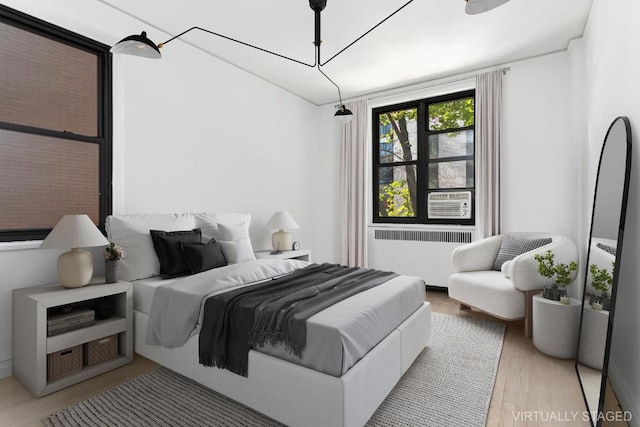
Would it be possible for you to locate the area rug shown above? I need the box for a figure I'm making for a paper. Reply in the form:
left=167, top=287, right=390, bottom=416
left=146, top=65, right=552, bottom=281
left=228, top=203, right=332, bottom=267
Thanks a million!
left=44, top=313, right=505, bottom=427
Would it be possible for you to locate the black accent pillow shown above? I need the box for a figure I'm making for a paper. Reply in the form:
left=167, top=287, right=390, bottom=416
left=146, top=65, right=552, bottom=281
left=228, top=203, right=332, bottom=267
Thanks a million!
left=150, top=228, right=202, bottom=278
left=493, top=235, right=552, bottom=270
left=181, top=239, right=227, bottom=274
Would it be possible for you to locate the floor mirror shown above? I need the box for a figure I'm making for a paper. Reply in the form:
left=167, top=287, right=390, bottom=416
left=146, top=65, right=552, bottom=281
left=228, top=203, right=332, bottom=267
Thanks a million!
left=576, top=116, right=632, bottom=426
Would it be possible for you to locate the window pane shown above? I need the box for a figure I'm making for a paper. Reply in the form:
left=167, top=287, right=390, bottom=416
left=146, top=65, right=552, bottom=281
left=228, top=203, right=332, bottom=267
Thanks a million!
left=428, top=97, right=474, bottom=131
left=428, top=160, right=474, bottom=189
left=378, top=108, right=417, bottom=163
left=0, top=129, right=99, bottom=230
left=429, top=130, right=474, bottom=159
left=0, top=21, right=98, bottom=136
left=378, top=165, right=416, bottom=217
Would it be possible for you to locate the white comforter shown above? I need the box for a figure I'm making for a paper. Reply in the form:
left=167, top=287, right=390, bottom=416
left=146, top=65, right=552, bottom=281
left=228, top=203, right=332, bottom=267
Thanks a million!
left=145, top=259, right=309, bottom=347
left=144, top=258, right=426, bottom=376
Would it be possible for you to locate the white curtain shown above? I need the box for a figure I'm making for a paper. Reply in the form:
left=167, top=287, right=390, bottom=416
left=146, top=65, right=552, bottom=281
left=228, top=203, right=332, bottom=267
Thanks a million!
left=340, top=99, right=369, bottom=267
left=475, top=70, right=503, bottom=239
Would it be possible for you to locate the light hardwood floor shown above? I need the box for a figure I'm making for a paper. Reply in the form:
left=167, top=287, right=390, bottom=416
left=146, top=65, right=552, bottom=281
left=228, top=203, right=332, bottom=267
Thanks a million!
left=428, top=290, right=590, bottom=427
left=0, top=290, right=607, bottom=427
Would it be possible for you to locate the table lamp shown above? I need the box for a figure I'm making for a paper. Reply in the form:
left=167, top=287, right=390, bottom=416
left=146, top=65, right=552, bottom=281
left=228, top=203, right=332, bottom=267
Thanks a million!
left=40, top=214, right=109, bottom=288
left=264, top=211, right=299, bottom=254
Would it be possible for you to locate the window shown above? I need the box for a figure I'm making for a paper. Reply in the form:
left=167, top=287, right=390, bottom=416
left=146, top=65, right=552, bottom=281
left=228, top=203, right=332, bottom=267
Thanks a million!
left=0, top=5, right=112, bottom=241
left=372, top=90, right=475, bottom=225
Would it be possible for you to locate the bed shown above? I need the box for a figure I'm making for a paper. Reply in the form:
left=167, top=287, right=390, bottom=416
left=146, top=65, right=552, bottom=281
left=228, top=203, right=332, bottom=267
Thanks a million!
left=107, top=212, right=431, bottom=427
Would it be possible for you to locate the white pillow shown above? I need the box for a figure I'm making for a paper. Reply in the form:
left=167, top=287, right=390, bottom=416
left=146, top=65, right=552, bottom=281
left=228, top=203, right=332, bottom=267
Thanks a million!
left=106, top=213, right=197, bottom=280
left=194, top=212, right=251, bottom=241
left=219, top=239, right=255, bottom=264
left=218, top=221, right=256, bottom=264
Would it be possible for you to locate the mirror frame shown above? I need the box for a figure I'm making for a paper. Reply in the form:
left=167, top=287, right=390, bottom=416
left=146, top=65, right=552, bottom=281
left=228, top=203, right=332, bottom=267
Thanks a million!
left=575, top=116, right=632, bottom=426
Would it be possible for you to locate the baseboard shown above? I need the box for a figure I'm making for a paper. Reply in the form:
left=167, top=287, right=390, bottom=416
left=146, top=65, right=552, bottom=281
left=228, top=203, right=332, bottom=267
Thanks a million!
left=608, top=363, right=638, bottom=427
left=0, top=353, right=12, bottom=379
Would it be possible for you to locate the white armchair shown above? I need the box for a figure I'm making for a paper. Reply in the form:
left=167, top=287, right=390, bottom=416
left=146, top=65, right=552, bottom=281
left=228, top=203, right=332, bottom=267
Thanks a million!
left=448, top=232, right=578, bottom=338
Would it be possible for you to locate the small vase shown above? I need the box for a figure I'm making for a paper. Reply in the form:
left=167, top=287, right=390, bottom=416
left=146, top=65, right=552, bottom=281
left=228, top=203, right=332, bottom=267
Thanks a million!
left=105, top=260, right=118, bottom=284
left=543, top=284, right=567, bottom=301
left=589, top=293, right=611, bottom=311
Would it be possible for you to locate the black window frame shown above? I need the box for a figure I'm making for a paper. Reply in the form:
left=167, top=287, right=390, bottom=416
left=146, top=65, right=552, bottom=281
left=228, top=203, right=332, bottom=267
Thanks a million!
left=372, top=89, right=475, bottom=226
left=0, top=5, right=112, bottom=242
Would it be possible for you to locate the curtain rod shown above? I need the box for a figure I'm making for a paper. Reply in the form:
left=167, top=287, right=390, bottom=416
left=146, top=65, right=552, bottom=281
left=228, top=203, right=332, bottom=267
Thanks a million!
left=335, top=66, right=510, bottom=108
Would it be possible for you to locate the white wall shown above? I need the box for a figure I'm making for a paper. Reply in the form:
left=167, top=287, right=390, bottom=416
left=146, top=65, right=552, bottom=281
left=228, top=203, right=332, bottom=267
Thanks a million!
left=365, top=51, right=579, bottom=287
left=311, top=105, right=343, bottom=264
left=0, top=0, right=340, bottom=379
left=501, top=51, right=578, bottom=239
left=582, top=0, right=640, bottom=422
left=116, top=42, right=321, bottom=251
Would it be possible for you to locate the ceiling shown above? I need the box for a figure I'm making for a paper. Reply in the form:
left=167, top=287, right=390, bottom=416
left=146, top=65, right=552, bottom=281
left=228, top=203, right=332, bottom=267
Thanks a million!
left=102, top=0, right=593, bottom=106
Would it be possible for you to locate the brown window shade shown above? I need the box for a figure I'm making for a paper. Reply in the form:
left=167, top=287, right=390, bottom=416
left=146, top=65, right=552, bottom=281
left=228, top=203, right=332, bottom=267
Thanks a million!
left=0, top=129, right=100, bottom=230
left=0, top=20, right=98, bottom=136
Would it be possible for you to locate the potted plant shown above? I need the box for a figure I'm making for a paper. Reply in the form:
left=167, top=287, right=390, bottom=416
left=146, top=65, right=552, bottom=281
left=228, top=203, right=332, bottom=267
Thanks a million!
left=589, top=262, right=614, bottom=310
left=534, top=249, right=578, bottom=301
left=103, top=242, right=126, bottom=284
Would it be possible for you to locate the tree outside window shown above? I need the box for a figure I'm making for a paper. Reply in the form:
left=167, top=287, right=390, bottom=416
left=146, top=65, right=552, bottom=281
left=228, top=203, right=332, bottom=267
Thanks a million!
left=373, top=91, right=475, bottom=225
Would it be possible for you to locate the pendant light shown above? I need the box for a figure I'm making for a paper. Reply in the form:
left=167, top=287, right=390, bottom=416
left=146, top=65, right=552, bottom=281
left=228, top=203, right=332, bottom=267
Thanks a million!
left=465, top=0, right=511, bottom=15
left=110, top=31, right=161, bottom=59
left=111, top=1, right=414, bottom=123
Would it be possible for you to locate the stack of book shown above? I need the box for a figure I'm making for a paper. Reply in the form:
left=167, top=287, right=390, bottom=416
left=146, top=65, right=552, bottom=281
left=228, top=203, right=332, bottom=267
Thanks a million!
left=47, top=308, right=95, bottom=337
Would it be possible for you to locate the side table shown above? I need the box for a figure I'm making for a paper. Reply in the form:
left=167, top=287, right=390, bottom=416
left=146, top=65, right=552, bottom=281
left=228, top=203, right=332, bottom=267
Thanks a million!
left=532, top=294, right=581, bottom=359
left=254, top=249, right=311, bottom=262
left=577, top=302, right=609, bottom=370
left=13, top=280, right=133, bottom=397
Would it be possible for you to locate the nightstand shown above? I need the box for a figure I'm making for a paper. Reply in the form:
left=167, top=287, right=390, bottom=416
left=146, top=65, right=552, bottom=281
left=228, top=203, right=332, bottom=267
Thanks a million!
left=254, top=249, right=312, bottom=262
left=12, top=280, right=133, bottom=397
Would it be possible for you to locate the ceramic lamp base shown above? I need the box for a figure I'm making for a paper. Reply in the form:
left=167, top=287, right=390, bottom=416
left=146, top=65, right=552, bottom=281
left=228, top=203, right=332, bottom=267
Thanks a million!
left=271, top=230, right=292, bottom=253
left=58, top=248, right=93, bottom=288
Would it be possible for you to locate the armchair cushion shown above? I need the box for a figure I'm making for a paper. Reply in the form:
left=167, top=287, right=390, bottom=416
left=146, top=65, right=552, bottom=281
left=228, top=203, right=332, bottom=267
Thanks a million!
left=449, top=271, right=525, bottom=320
left=596, top=242, right=616, bottom=256
left=451, top=235, right=503, bottom=273
left=492, top=235, right=552, bottom=270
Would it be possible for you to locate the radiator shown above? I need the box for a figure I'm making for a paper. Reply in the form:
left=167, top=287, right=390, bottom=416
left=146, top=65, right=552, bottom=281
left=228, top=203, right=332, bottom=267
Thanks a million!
left=373, top=229, right=472, bottom=244
left=368, top=228, right=474, bottom=288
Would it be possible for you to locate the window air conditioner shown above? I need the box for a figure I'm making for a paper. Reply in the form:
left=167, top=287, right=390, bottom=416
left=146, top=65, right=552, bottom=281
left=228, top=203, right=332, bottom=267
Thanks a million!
left=427, top=191, right=472, bottom=219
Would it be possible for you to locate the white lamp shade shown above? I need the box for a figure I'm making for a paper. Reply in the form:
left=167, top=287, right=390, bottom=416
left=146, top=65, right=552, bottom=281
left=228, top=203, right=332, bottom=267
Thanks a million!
left=264, top=211, right=300, bottom=230
left=465, top=0, right=511, bottom=14
left=40, top=214, right=109, bottom=249
left=40, top=214, right=109, bottom=288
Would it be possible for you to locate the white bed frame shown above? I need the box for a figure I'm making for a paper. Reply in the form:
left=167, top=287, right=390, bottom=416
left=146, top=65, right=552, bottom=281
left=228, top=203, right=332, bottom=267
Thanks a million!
left=134, top=302, right=431, bottom=427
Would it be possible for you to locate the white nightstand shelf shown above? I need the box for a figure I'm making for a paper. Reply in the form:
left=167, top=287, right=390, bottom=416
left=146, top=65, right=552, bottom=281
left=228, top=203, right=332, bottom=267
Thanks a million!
left=254, top=249, right=311, bottom=262
left=12, top=280, right=133, bottom=397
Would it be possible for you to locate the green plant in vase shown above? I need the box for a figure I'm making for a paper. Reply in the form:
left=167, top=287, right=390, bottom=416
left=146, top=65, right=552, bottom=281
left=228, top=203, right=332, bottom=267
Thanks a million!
left=589, top=261, right=614, bottom=310
left=103, top=242, right=126, bottom=284
left=534, top=249, right=578, bottom=301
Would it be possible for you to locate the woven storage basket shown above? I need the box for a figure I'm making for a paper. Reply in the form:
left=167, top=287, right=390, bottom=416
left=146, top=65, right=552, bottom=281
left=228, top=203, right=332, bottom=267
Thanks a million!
left=47, top=345, right=83, bottom=381
left=84, top=334, right=118, bottom=366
